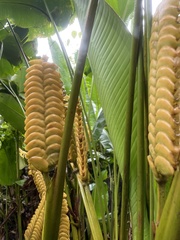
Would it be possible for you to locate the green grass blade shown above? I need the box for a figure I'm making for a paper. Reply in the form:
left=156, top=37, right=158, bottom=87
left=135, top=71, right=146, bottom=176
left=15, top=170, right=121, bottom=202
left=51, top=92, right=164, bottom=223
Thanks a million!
left=78, top=177, right=103, bottom=240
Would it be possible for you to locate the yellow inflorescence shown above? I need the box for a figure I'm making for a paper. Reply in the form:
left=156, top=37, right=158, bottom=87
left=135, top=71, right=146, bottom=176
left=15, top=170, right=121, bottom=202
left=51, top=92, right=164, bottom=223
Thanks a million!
left=24, top=195, right=45, bottom=240
left=24, top=58, right=66, bottom=172
left=29, top=168, right=46, bottom=198
left=24, top=58, right=89, bottom=238
left=74, top=101, right=88, bottom=182
left=24, top=168, right=46, bottom=240
left=148, top=0, right=180, bottom=181
left=58, top=193, right=70, bottom=240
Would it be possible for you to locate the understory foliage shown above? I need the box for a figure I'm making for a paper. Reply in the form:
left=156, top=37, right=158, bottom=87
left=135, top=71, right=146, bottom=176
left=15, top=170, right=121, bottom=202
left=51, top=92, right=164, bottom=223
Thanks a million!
left=0, top=0, right=179, bottom=240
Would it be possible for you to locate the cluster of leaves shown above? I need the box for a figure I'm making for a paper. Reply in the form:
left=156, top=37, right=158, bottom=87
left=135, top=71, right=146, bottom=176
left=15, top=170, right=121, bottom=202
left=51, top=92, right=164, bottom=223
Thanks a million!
left=0, top=116, right=14, bottom=149
left=0, top=0, right=150, bottom=239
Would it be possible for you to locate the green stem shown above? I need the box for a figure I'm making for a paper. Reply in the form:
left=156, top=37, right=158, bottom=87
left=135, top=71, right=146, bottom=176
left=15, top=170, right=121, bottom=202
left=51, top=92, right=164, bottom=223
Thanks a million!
left=156, top=182, right=167, bottom=223
left=64, top=182, right=79, bottom=240
left=6, top=19, right=29, bottom=68
left=82, top=103, right=109, bottom=239
left=120, top=0, right=142, bottom=238
left=83, top=133, right=108, bottom=239
left=42, top=1, right=98, bottom=239
left=136, top=47, right=145, bottom=240
left=144, top=0, right=152, bottom=79
left=15, top=131, right=22, bottom=240
left=113, top=156, right=119, bottom=240
left=149, top=171, right=155, bottom=240
left=78, top=178, right=104, bottom=240
left=155, top=170, right=180, bottom=240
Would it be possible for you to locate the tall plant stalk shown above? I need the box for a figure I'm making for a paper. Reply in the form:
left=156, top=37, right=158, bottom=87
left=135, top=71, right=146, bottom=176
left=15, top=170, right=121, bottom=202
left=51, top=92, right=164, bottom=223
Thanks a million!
left=15, top=131, right=22, bottom=240
left=120, top=0, right=142, bottom=238
left=42, top=1, right=98, bottom=239
left=137, top=46, right=145, bottom=240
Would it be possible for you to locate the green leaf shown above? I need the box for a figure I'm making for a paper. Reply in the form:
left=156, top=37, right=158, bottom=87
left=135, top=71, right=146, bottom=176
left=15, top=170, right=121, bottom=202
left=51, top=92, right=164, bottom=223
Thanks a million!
left=105, top=0, right=135, bottom=32
left=16, top=179, right=26, bottom=186
left=0, top=93, right=25, bottom=133
left=0, top=58, right=14, bottom=77
left=48, top=37, right=72, bottom=94
left=23, top=40, right=38, bottom=59
left=11, top=65, right=26, bottom=94
left=1, top=34, right=22, bottom=66
left=81, top=74, right=101, bottom=128
left=0, top=0, right=73, bottom=39
left=99, top=129, right=113, bottom=153
left=0, top=138, right=17, bottom=185
left=92, top=181, right=108, bottom=219
left=74, top=0, right=149, bottom=238
left=92, top=108, right=106, bottom=141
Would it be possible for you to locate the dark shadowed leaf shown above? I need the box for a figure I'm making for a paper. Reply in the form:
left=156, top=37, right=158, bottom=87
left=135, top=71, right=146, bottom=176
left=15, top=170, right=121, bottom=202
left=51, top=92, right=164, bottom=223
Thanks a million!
left=0, top=0, right=73, bottom=38
left=0, top=138, right=17, bottom=185
left=0, top=93, right=25, bottom=133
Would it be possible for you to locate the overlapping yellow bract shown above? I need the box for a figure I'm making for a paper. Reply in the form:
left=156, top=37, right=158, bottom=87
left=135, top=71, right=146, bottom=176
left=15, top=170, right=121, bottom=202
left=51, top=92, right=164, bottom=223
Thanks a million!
left=25, top=58, right=66, bottom=172
left=148, top=0, right=180, bottom=181
left=24, top=58, right=89, bottom=239
left=74, top=101, right=88, bottom=182
left=24, top=169, right=46, bottom=240
left=58, top=193, right=70, bottom=239
left=24, top=171, right=70, bottom=240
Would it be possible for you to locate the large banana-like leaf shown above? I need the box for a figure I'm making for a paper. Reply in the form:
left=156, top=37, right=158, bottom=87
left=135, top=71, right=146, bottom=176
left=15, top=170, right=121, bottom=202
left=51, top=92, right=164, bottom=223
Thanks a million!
left=74, top=0, right=149, bottom=238
left=0, top=0, right=72, bottom=38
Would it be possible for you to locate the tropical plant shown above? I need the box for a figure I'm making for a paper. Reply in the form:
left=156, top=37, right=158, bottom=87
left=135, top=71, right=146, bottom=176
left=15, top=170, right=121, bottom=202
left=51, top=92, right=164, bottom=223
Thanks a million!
left=0, top=0, right=179, bottom=239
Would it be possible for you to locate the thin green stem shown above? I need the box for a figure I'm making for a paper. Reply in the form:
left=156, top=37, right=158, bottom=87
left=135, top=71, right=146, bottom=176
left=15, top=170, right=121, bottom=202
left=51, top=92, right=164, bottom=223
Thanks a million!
left=113, top=156, right=119, bottom=240
left=43, top=0, right=74, bottom=80
left=6, top=19, right=29, bottom=68
left=8, top=82, right=25, bottom=115
left=156, top=182, right=167, bottom=223
left=64, top=182, right=79, bottom=240
left=150, top=171, right=155, bottom=240
left=82, top=108, right=109, bottom=239
left=120, top=0, right=142, bottom=238
left=15, top=131, right=22, bottom=240
left=144, top=0, right=152, bottom=79
left=83, top=122, right=108, bottom=239
left=0, top=80, right=25, bottom=117
left=137, top=46, right=145, bottom=240
left=42, top=1, right=98, bottom=239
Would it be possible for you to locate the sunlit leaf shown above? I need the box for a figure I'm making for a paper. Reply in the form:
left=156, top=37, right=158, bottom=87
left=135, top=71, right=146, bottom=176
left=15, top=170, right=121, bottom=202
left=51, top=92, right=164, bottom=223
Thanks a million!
left=105, top=0, right=135, bottom=31
left=74, top=0, right=149, bottom=238
left=48, top=37, right=72, bottom=93
left=11, top=65, right=26, bottom=94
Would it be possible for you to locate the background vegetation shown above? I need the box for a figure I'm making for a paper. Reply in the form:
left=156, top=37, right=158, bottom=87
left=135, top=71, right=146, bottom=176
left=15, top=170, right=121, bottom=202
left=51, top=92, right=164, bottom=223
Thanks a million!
left=0, top=0, right=178, bottom=240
